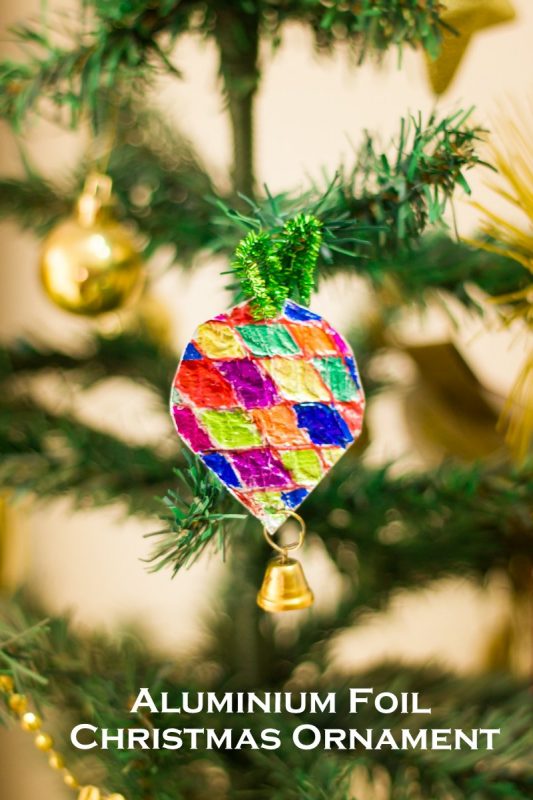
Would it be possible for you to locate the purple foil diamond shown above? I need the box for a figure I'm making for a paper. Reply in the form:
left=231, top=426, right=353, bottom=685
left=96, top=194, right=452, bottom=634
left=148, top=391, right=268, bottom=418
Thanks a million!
left=172, top=406, right=213, bottom=452
left=216, top=359, right=280, bottom=409
left=230, top=448, right=293, bottom=489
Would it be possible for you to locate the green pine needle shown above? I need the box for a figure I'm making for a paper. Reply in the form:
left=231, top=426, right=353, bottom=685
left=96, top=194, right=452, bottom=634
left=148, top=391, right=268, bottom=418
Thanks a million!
left=0, top=2, right=448, bottom=130
left=146, top=453, right=246, bottom=576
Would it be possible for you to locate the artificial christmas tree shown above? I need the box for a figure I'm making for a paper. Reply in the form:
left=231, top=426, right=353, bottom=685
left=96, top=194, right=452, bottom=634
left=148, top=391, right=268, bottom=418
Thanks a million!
left=0, top=2, right=531, bottom=799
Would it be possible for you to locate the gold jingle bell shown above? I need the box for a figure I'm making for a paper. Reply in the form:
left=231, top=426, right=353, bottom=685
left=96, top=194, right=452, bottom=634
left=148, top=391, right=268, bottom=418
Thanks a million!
left=257, top=555, right=314, bottom=613
left=40, top=173, right=144, bottom=316
left=257, top=512, right=314, bottom=613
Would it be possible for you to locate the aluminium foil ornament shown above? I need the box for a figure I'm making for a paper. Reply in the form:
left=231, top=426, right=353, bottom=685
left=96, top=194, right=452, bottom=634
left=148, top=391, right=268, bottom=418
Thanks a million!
left=170, top=300, right=365, bottom=532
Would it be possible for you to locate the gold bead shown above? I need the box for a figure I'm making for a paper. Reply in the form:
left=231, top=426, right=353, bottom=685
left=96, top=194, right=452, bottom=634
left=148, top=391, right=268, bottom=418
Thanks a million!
left=63, top=772, right=79, bottom=789
left=78, top=786, right=101, bottom=800
left=0, top=675, right=14, bottom=693
left=8, top=693, right=28, bottom=714
left=49, top=752, right=64, bottom=770
left=35, top=731, right=54, bottom=751
left=21, top=711, right=42, bottom=731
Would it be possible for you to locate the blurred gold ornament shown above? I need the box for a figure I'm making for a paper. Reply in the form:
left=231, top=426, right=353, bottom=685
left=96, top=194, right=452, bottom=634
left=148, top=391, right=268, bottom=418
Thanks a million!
left=470, top=108, right=533, bottom=460
left=0, top=493, right=28, bottom=591
left=40, top=173, right=144, bottom=316
left=257, top=512, right=314, bottom=612
left=403, top=342, right=504, bottom=462
left=426, top=0, right=516, bottom=95
left=482, top=556, right=533, bottom=677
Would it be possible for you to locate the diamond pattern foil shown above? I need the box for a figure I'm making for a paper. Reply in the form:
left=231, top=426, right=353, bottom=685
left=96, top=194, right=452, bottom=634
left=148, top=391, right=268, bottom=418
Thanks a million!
left=170, top=300, right=365, bottom=532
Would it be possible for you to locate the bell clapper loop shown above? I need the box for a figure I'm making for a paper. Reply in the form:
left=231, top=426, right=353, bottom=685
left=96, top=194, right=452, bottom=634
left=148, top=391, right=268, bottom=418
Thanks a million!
left=262, top=510, right=306, bottom=558
left=257, top=511, right=314, bottom=613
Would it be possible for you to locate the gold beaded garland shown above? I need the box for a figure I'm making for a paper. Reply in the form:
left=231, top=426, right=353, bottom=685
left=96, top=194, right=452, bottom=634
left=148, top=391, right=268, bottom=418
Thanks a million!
left=1, top=673, right=127, bottom=800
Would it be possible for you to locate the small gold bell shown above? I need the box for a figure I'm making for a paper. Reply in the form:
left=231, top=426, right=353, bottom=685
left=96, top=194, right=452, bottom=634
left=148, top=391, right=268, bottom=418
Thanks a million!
left=257, top=556, right=314, bottom=612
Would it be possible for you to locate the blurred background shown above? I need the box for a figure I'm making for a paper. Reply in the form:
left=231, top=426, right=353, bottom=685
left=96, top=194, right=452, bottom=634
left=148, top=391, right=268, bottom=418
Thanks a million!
left=0, top=0, right=531, bottom=797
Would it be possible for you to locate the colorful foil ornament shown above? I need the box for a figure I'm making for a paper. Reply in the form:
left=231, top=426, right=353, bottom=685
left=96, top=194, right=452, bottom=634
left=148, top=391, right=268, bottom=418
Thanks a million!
left=170, top=300, right=365, bottom=532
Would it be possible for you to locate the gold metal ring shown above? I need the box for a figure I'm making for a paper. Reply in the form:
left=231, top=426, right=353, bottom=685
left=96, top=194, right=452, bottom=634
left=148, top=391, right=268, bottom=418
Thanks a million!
left=263, top=511, right=306, bottom=559
left=78, top=173, right=113, bottom=227
left=84, top=172, right=113, bottom=203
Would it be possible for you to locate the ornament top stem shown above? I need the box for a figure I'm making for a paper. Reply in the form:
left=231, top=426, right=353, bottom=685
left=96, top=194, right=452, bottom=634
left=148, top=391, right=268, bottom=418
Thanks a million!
left=77, top=173, right=113, bottom=227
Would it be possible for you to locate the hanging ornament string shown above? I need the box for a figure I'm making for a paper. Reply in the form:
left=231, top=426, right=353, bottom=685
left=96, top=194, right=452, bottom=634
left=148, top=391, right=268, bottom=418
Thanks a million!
left=87, top=102, right=120, bottom=177
left=0, top=675, right=126, bottom=800
left=232, top=213, right=323, bottom=319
